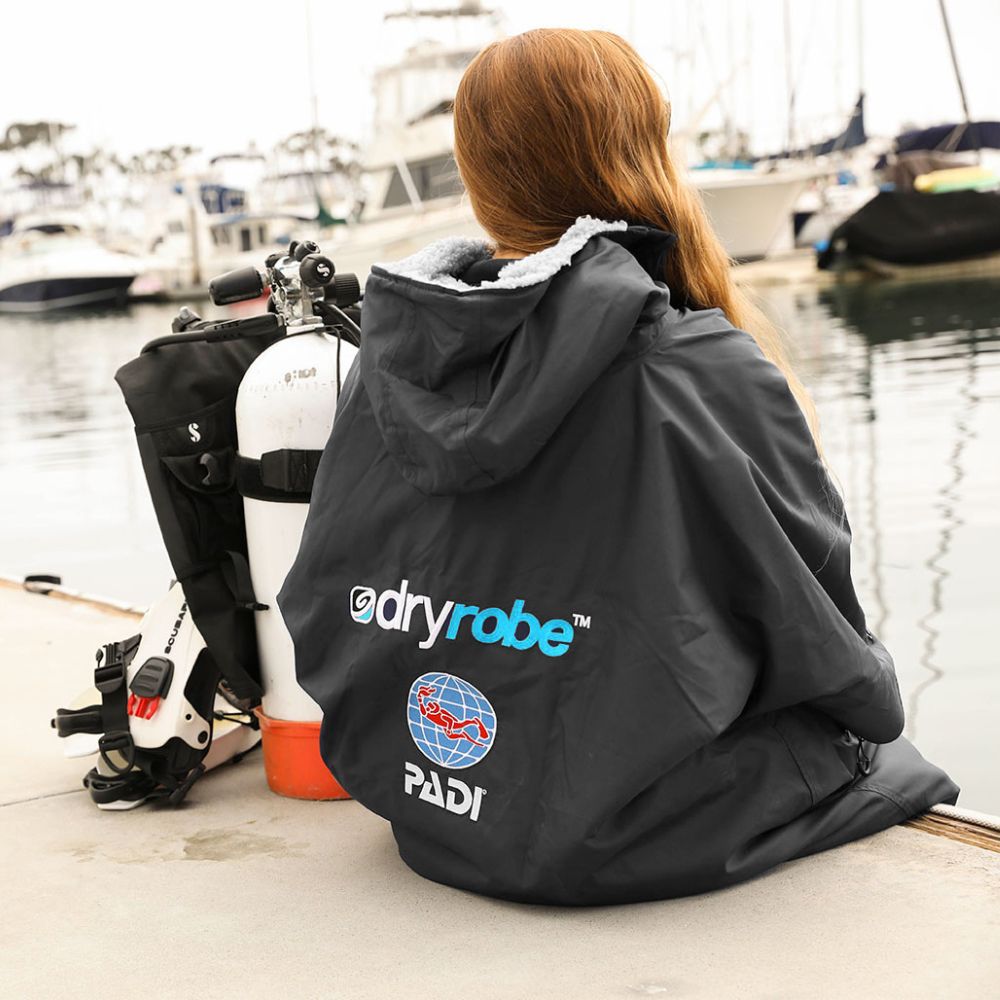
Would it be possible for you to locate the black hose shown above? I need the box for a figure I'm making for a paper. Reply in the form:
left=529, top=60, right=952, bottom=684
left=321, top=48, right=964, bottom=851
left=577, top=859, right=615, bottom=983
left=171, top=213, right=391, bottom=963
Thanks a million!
left=141, top=313, right=283, bottom=355
left=314, top=300, right=362, bottom=347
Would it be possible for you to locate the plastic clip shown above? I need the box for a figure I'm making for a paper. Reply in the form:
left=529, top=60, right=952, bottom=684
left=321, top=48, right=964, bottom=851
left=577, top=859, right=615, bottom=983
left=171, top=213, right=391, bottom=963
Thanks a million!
left=98, top=731, right=136, bottom=775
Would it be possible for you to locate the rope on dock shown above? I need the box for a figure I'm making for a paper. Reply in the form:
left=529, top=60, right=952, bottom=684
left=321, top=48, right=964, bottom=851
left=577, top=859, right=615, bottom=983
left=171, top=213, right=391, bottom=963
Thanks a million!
left=906, top=804, right=1000, bottom=853
left=0, top=574, right=145, bottom=618
left=929, top=803, right=1000, bottom=833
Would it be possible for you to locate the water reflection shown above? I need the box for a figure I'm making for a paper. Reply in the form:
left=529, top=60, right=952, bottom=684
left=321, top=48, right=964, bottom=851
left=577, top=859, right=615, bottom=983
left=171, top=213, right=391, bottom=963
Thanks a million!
left=766, top=277, right=1000, bottom=812
left=908, top=343, right=977, bottom=738
left=819, top=279, right=1000, bottom=342
left=0, top=302, right=193, bottom=604
left=862, top=344, right=889, bottom=640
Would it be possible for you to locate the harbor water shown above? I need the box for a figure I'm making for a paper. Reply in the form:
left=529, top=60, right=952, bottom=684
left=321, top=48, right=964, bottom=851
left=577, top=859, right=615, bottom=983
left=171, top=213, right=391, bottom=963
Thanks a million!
left=1, top=278, right=998, bottom=812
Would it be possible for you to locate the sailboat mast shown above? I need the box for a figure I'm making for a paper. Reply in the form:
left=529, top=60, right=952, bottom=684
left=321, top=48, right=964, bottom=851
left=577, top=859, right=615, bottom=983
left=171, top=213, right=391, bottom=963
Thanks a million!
left=856, top=0, right=865, bottom=98
left=304, top=0, right=324, bottom=207
left=783, top=0, right=796, bottom=153
left=937, top=0, right=972, bottom=124
left=834, top=1, right=842, bottom=111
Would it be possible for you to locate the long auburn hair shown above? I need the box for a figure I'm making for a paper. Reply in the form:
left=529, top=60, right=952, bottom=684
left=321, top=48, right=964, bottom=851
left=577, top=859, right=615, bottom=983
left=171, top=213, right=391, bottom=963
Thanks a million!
left=453, top=28, right=821, bottom=448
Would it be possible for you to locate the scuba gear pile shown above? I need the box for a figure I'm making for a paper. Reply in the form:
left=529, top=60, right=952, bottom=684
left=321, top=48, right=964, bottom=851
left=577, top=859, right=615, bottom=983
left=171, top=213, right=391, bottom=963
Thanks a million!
left=53, top=239, right=362, bottom=808
left=52, top=582, right=259, bottom=809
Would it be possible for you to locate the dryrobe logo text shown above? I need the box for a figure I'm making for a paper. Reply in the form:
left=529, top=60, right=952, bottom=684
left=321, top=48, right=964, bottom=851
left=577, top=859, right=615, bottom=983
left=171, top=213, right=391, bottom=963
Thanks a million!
left=349, top=579, right=576, bottom=657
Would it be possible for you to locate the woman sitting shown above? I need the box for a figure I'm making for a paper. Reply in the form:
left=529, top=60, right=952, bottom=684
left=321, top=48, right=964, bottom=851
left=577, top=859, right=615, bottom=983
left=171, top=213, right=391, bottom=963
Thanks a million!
left=279, top=28, right=958, bottom=905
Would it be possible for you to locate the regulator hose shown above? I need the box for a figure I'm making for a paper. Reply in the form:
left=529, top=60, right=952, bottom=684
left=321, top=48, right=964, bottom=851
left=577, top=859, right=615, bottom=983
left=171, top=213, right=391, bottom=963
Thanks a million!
left=140, top=313, right=283, bottom=355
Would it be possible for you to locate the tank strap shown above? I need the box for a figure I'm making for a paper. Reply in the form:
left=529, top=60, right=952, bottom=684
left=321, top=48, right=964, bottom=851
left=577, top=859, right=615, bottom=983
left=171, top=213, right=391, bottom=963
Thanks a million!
left=236, top=449, right=322, bottom=503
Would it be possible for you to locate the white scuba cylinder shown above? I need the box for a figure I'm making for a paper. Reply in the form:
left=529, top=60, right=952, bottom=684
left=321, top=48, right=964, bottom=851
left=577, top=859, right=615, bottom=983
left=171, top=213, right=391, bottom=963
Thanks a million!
left=235, top=329, right=358, bottom=722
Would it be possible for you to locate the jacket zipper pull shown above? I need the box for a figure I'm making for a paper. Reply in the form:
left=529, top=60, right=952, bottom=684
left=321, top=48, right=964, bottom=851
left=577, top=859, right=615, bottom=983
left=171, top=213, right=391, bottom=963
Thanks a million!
left=856, top=739, right=872, bottom=776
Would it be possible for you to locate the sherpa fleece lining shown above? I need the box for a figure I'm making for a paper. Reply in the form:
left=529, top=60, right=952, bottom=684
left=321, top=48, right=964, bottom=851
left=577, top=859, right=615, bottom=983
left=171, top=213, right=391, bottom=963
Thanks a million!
left=372, top=215, right=629, bottom=292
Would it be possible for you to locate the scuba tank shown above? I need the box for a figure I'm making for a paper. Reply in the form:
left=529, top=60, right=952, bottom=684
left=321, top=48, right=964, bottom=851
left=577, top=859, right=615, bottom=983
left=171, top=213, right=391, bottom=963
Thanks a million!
left=228, top=242, right=359, bottom=798
left=54, top=238, right=363, bottom=808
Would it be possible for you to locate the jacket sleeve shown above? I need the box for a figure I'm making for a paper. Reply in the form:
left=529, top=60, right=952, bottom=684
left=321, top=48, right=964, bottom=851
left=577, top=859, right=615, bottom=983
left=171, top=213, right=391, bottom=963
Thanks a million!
left=667, top=323, right=905, bottom=744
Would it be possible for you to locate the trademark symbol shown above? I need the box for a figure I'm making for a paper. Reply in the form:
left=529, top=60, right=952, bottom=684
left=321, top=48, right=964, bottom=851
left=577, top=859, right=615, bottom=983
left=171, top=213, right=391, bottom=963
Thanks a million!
left=572, top=613, right=591, bottom=629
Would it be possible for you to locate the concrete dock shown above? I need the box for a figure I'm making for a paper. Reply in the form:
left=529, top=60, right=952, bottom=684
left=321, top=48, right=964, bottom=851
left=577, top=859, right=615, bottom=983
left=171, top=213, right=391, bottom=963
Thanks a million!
left=3, top=581, right=999, bottom=1000
left=734, top=250, right=842, bottom=288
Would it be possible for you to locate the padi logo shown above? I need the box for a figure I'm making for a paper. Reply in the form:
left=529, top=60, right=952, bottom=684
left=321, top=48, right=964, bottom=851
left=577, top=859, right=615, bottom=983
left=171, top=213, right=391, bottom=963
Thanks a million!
left=350, top=579, right=575, bottom=658
left=403, top=674, right=494, bottom=822
left=404, top=762, right=486, bottom=823
left=407, top=672, right=496, bottom=769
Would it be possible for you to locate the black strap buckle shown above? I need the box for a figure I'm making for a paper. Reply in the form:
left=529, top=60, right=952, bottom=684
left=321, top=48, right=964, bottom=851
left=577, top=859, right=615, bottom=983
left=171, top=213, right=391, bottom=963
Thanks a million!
left=98, top=731, right=136, bottom=775
left=94, top=636, right=141, bottom=693
left=94, top=660, right=126, bottom=694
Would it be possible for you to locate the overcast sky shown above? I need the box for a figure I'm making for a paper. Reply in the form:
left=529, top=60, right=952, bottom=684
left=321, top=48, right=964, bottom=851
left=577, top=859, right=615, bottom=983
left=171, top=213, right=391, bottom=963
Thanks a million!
left=1, top=0, right=996, bottom=165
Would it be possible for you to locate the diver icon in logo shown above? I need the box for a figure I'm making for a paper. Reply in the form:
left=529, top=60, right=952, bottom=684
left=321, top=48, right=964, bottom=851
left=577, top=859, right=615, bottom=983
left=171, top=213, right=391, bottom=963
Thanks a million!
left=407, top=672, right=497, bottom=769
left=416, top=684, right=489, bottom=746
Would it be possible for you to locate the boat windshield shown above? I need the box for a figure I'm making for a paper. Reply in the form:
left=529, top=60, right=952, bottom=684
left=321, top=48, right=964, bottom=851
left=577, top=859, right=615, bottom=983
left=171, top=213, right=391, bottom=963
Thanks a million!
left=382, top=153, right=463, bottom=210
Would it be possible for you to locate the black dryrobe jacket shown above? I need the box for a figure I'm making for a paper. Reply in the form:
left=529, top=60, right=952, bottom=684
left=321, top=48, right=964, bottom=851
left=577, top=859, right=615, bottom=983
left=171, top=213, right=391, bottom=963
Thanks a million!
left=279, top=217, right=959, bottom=905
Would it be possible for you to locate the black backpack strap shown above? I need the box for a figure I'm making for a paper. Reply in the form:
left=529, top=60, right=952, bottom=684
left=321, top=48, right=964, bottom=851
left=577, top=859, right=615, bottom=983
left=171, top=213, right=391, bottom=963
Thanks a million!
left=51, top=636, right=142, bottom=772
left=236, top=449, right=323, bottom=503
left=221, top=550, right=269, bottom=612
left=93, top=636, right=142, bottom=775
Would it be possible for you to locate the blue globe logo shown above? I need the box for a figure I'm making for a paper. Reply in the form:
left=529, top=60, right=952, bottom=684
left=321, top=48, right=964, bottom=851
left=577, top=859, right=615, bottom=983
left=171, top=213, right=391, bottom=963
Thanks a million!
left=407, top=672, right=497, bottom=769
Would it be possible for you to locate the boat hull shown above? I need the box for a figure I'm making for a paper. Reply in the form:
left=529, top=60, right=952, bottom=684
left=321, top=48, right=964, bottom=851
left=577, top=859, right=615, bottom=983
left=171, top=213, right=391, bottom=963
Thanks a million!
left=819, top=190, right=1000, bottom=273
left=692, top=169, right=814, bottom=262
left=0, top=274, right=136, bottom=313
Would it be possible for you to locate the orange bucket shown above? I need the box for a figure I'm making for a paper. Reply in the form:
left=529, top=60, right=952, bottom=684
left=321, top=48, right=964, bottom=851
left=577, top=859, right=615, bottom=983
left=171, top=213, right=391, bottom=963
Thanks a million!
left=254, top=708, right=351, bottom=800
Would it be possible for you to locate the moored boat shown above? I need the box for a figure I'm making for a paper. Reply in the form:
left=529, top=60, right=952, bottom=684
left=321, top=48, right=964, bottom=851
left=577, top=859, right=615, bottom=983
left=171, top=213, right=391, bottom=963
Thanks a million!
left=0, top=216, right=140, bottom=313
left=692, top=165, right=816, bottom=262
left=817, top=187, right=1000, bottom=277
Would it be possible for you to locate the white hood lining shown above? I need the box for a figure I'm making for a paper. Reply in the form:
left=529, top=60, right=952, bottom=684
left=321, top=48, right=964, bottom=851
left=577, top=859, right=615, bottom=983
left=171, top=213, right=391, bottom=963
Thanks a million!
left=373, top=215, right=628, bottom=292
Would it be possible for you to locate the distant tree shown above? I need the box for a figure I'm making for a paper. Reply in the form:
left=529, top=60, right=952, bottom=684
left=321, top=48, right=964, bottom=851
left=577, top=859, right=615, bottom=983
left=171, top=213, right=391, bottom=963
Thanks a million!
left=277, top=128, right=360, bottom=179
left=2, top=121, right=75, bottom=151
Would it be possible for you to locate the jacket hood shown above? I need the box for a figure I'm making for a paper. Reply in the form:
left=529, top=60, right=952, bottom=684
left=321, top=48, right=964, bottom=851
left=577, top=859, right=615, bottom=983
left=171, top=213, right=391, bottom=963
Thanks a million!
left=360, top=216, right=676, bottom=495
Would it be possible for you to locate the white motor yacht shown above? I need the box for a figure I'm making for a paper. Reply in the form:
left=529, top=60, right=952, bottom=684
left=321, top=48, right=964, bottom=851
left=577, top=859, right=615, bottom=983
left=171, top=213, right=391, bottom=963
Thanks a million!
left=135, top=188, right=320, bottom=301
left=0, top=216, right=140, bottom=313
left=320, top=4, right=497, bottom=278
